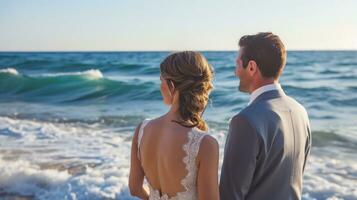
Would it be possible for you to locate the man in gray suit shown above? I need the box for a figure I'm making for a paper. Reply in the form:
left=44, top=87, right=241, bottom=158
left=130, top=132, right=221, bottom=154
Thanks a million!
left=220, top=32, right=311, bottom=200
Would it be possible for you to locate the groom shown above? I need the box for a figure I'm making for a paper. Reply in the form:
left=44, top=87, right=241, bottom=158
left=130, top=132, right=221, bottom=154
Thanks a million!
left=220, top=32, right=311, bottom=200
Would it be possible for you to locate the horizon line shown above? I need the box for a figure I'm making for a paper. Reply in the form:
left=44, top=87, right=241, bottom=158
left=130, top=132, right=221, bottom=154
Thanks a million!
left=0, top=49, right=357, bottom=53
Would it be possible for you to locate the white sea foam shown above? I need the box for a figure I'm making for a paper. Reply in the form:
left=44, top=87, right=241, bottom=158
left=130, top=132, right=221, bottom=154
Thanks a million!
left=0, top=67, right=19, bottom=75
left=0, top=116, right=132, bottom=199
left=43, top=69, right=104, bottom=79
left=302, top=156, right=357, bottom=200
left=0, top=158, right=70, bottom=197
left=0, top=116, right=356, bottom=200
left=0, top=68, right=104, bottom=79
left=0, top=156, right=135, bottom=200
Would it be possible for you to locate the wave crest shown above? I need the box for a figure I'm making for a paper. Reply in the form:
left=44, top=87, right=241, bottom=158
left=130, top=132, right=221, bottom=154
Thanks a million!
left=0, top=69, right=159, bottom=103
left=0, top=68, right=19, bottom=75
left=43, top=69, right=103, bottom=79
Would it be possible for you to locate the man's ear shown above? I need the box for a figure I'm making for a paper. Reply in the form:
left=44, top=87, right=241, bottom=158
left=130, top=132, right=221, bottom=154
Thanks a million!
left=247, top=60, right=258, bottom=76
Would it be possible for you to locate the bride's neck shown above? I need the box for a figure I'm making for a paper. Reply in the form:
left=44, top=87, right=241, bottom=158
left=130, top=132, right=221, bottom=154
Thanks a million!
left=166, top=104, right=182, bottom=122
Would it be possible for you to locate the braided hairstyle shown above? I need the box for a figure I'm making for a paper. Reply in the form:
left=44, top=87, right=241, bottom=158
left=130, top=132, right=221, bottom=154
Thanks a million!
left=160, top=51, right=214, bottom=131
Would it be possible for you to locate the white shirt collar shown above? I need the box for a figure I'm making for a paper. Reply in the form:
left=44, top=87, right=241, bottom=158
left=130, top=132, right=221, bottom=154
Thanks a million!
left=248, top=83, right=282, bottom=105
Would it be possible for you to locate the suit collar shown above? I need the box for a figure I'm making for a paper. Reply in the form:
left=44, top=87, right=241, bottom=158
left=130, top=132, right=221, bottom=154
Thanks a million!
left=248, top=83, right=282, bottom=105
left=250, top=88, right=286, bottom=105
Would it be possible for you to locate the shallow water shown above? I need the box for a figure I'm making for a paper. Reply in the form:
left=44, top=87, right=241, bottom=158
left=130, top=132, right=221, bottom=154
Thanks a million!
left=0, top=51, right=356, bottom=200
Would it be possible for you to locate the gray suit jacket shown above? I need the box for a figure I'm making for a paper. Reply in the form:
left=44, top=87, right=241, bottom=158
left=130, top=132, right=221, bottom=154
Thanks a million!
left=220, top=89, right=311, bottom=200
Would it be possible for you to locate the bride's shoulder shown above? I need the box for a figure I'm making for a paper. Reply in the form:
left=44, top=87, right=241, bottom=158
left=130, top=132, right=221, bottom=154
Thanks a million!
left=133, top=118, right=153, bottom=139
left=197, top=132, right=219, bottom=156
left=200, top=134, right=218, bottom=148
left=134, top=116, right=165, bottom=134
left=136, top=116, right=162, bottom=128
left=140, top=116, right=164, bottom=128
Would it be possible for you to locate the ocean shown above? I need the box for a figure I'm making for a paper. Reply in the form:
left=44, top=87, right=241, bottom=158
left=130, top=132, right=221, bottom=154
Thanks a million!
left=0, top=51, right=356, bottom=200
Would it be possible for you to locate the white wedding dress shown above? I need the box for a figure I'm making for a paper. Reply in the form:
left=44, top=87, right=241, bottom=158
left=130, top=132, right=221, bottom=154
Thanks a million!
left=137, top=119, right=207, bottom=200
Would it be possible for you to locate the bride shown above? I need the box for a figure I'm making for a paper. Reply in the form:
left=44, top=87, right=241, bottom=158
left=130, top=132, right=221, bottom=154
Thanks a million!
left=129, top=51, right=219, bottom=200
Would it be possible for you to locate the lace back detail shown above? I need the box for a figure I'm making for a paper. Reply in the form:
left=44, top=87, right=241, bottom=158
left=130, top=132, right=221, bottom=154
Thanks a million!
left=181, top=129, right=207, bottom=193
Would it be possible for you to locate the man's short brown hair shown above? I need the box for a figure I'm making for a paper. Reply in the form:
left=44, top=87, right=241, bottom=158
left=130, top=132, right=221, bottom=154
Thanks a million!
left=239, top=32, right=286, bottom=79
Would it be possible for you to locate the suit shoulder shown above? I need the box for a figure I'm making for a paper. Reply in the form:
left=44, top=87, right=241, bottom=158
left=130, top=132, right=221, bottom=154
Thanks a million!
left=237, top=102, right=271, bottom=121
left=285, top=95, right=309, bottom=115
left=230, top=113, right=259, bottom=137
left=230, top=112, right=251, bottom=126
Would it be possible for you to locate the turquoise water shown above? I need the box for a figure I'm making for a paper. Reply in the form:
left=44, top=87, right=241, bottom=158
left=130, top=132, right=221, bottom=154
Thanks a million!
left=0, top=51, right=356, bottom=200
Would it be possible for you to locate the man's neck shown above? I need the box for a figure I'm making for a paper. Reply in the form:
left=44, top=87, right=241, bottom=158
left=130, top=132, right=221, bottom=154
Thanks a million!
left=249, top=79, right=278, bottom=94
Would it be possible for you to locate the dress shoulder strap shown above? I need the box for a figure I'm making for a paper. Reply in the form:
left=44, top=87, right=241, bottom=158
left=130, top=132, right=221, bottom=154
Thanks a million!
left=191, top=130, right=207, bottom=158
left=181, top=129, right=208, bottom=191
left=137, top=119, right=150, bottom=160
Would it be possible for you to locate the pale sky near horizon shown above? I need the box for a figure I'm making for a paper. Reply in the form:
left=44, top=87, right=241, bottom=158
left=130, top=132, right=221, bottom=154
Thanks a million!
left=0, top=0, right=356, bottom=51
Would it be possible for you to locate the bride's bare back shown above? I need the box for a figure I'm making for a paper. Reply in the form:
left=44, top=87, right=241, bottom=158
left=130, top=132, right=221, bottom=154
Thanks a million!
left=140, top=117, right=191, bottom=195
left=129, top=116, right=219, bottom=200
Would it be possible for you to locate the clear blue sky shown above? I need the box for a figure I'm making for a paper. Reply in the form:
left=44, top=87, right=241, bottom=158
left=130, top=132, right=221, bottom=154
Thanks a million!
left=0, top=0, right=356, bottom=51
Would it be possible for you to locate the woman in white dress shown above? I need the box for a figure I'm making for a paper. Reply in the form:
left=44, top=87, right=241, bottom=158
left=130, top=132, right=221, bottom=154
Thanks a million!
left=129, top=51, right=219, bottom=200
